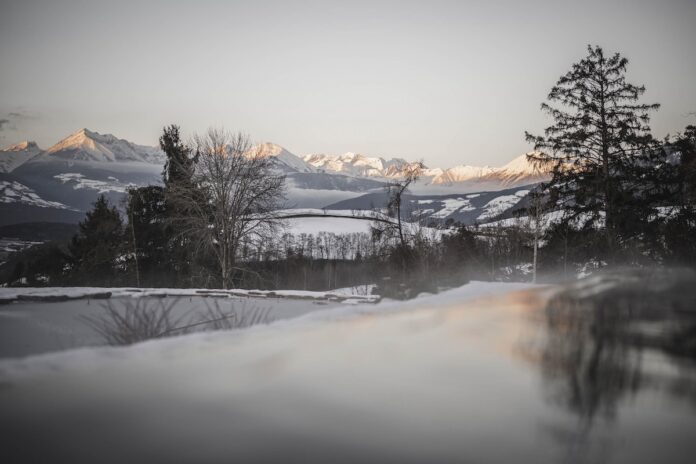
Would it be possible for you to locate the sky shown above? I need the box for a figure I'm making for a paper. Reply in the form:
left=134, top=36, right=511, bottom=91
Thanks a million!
left=1, top=0, right=695, bottom=168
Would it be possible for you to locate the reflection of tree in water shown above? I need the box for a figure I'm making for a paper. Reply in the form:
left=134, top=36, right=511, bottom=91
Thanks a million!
left=540, top=269, right=696, bottom=421
left=537, top=269, right=696, bottom=462
left=541, top=297, right=642, bottom=422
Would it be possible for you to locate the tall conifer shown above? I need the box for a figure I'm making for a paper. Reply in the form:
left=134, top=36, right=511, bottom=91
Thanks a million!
left=526, top=45, right=660, bottom=259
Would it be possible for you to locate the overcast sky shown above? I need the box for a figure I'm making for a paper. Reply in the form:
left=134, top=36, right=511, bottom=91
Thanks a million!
left=1, top=0, right=694, bottom=167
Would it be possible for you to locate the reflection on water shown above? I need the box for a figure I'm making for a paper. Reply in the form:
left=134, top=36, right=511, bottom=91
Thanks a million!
left=1, top=273, right=695, bottom=463
left=542, top=290, right=643, bottom=421
left=537, top=268, right=696, bottom=462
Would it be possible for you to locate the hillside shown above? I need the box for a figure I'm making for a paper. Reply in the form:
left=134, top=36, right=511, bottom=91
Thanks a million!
left=326, top=185, right=535, bottom=225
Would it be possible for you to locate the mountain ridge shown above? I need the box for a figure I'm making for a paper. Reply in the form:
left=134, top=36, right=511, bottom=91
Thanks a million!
left=35, top=128, right=166, bottom=164
left=303, top=151, right=551, bottom=187
left=2, top=128, right=551, bottom=189
left=1, top=128, right=551, bottom=228
left=0, top=141, right=43, bottom=173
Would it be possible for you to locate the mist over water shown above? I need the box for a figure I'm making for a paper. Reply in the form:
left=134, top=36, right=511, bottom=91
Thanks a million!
left=1, top=270, right=695, bottom=463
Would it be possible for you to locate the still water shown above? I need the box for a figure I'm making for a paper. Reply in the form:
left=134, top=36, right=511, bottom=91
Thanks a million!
left=1, top=272, right=695, bottom=463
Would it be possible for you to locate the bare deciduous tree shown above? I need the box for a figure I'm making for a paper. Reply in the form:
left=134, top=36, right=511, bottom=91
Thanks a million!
left=386, top=162, right=424, bottom=248
left=370, top=162, right=424, bottom=251
left=167, top=129, right=286, bottom=288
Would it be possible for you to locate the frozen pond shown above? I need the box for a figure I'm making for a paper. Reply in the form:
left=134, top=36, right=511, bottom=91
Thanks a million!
left=1, top=275, right=695, bottom=463
left=0, top=295, right=346, bottom=358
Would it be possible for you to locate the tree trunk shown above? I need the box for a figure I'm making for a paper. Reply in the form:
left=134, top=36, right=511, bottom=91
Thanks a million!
left=129, top=211, right=141, bottom=287
left=533, top=231, right=538, bottom=284
left=599, top=73, right=615, bottom=261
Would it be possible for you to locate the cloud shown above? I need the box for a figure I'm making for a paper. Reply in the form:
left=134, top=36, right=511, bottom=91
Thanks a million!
left=0, top=111, right=35, bottom=140
left=0, top=110, right=38, bottom=139
left=0, top=118, right=11, bottom=140
left=5, top=110, right=37, bottom=121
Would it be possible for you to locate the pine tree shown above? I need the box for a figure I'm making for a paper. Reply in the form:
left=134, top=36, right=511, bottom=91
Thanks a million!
left=70, top=195, right=124, bottom=285
left=160, top=124, right=195, bottom=189
left=125, top=186, right=170, bottom=286
left=159, top=124, right=199, bottom=285
left=526, top=45, right=661, bottom=261
left=662, top=125, right=696, bottom=265
left=669, top=125, right=696, bottom=205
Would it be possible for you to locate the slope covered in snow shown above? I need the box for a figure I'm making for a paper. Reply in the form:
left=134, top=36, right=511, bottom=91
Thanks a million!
left=430, top=164, right=496, bottom=184
left=0, top=180, right=72, bottom=209
left=430, top=153, right=551, bottom=187
left=0, top=141, right=42, bottom=173
left=326, top=185, right=534, bottom=225
left=38, top=128, right=165, bottom=164
left=254, top=143, right=316, bottom=173
left=303, top=152, right=423, bottom=179
left=53, top=173, right=136, bottom=194
left=478, top=153, right=551, bottom=186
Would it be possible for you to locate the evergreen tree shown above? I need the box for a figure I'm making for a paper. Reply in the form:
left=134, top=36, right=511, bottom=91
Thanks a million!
left=160, top=124, right=196, bottom=189
left=661, top=125, right=696, bottom=265
left=526, top=45, right=661, bottom=261
left=26, top=243, right=71, bottom=285
left=159, top=124, right=199, bottom=285
left=668, top=125, right=696, bottom=205
left=125, top=186, right=171, bottom=286
left=70, top=195, right=124, bottom=285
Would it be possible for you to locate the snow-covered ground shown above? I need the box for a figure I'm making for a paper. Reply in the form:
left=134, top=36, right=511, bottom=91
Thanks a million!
left=276, top=208, right=446, bottom=238
left=0, top=238, right=42, bottom=254
left=477, top=189, right=529, bottom=221
left=53, top=172, right=136, bottom=194
left=0, top=286, right=380, bottom=303
left=279, top=208, right=379, bottom=234
left=425, top=196, right=476, bottom=218
left=285, top=187, right=366, bottom=209
left=0, top=180, right=72, bottom=209
left=285, top=215, right=374, bottom=235
left=2, top=279, right=694, bottom=463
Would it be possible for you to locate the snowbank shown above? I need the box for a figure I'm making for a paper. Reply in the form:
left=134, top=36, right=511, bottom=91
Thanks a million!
left=0, top=286, right=381, bottom=305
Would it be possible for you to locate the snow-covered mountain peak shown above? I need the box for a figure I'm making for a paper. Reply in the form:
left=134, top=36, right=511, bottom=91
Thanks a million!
left=302, top=152, right=421, bottom=178
left=253, top=142, right=285, bottom=157
left=338, top=152, right=358, bottom=161
left=498, top=152, right=547, bottom=175
left=252, top=143, right=315, bottom=173
left=0, top=140, right=43, bottom=173
left=302, top=149, right=553, bottom=188
left=41, top=128, right=165, bottom=164
left=47, top=128, right=111, bottom=159
left=3, top=140, right=41, bottom=152
left=430, top=164, right=495, bottom=184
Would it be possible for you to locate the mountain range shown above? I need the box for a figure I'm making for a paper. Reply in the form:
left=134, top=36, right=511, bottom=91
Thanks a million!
left=301, top=151, right=549, bottom=187
left=0, top=128, right=551, bottom=227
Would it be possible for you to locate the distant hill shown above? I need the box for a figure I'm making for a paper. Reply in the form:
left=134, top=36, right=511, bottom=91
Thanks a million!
left=325, top=184, right=536, bottom=225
